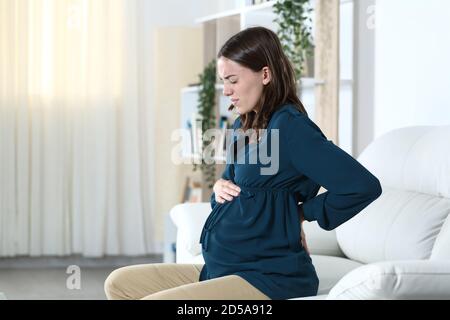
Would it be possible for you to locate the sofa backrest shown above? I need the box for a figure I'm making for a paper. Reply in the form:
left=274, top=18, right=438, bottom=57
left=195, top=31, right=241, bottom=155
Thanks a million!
left=336, top=126, right=450, bottom=263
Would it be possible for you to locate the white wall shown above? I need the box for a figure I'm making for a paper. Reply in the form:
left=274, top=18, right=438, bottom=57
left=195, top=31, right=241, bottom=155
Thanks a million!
left=374, top=0, right=450, bottom=139
left=353, top=0, right=376, bottom=157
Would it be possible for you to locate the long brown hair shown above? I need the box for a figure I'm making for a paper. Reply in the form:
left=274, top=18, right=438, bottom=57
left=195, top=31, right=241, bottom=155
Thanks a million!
left=218, top=26, right=308, bottom=133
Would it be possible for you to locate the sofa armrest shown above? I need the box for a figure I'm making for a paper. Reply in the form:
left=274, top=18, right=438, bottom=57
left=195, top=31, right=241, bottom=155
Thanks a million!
left=169, top=202, right=211, bottom=263
left=327, top=260, right=450, bottom=300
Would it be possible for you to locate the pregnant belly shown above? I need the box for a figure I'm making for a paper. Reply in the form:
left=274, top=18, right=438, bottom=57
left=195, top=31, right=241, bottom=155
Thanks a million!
left=201, top=189, right=303, bottom=262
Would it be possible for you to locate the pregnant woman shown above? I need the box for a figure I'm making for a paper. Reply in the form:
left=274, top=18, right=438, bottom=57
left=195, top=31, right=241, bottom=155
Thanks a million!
left=104, top=26, right=382, bottom=300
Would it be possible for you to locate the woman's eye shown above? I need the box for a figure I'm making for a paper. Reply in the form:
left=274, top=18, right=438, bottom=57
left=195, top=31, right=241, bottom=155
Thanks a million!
left=230, top=80, right=237, bottom=84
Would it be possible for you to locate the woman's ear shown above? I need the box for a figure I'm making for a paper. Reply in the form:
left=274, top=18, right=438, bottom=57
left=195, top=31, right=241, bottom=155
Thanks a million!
left=262, top=66, right=271, bottom=85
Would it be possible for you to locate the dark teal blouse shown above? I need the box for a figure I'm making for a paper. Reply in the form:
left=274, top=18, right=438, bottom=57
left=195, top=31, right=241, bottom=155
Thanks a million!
left=199, top=103, right=382, bottom=300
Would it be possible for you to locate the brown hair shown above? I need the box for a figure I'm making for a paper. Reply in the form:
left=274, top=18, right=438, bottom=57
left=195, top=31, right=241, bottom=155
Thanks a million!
left=218, top=26, right=308, bottom=135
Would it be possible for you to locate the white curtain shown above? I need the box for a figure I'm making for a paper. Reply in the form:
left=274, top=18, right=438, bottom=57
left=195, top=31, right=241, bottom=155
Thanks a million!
left=0, top=0, right=157, bottom=257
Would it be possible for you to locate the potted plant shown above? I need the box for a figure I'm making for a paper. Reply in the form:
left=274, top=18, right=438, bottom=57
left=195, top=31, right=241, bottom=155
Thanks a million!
left=193, top=59, right=217, bottom=189
left=273, top=0, right=315, bottom=81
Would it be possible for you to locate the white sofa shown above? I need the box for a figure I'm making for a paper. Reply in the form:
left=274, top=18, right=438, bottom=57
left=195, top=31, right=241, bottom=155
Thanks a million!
left=170, top=125, right=450, bottom=299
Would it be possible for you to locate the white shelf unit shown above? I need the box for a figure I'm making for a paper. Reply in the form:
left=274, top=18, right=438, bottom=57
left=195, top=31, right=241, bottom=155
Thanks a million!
left=197, top=0, right=281, bottom=68
left=179, top=85, right=236, bottom=163
left=196, top=0, right=278, bottom=31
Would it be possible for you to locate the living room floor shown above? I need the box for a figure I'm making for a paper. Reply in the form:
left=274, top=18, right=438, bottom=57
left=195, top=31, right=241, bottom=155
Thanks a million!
left=0, top=268, right=115, bottom=300
left=0, top=255, right=163, bottom=300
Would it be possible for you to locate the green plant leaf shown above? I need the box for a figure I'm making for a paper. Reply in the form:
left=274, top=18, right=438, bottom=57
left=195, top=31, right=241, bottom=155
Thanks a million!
left=274, top=0, right=315, bottom=79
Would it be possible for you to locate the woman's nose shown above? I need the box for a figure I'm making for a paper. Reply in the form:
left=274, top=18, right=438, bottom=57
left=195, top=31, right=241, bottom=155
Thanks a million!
left=223, top=84, right=232, bottom=96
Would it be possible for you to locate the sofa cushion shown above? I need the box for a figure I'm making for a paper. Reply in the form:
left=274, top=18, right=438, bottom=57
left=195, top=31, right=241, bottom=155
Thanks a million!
left=327, top=260, right=450, bottom=300
left=336, top=186, right=450, bottom=263
left=310, top=255, right=363, bottom=295
left=430, top=214, right=450, bottom=260
left=290, top=294, right=328, bottom=300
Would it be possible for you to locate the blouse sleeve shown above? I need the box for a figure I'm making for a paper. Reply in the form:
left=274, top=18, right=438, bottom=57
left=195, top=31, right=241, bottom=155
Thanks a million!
left=210, top=117, right=241, bottom=210
left=285, top=112, right=382, bottom=231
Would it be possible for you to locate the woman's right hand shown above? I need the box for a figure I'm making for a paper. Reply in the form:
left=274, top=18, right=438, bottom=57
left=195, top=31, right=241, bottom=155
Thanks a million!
left=213, top=179, right=241, bottom=204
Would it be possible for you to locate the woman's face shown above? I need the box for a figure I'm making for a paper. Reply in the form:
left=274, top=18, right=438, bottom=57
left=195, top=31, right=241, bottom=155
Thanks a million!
left=217, top=57, right=271, bottom=115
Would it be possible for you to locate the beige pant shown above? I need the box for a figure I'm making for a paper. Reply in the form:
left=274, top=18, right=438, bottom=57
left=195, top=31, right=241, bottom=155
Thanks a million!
left=104, top=263, right=271, bottom=300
